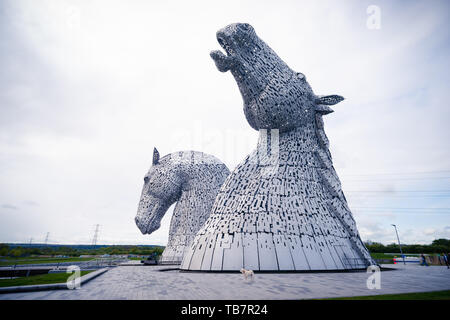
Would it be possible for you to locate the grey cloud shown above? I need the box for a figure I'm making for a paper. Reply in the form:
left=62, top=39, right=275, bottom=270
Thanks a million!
left=1, top=204, right=18, bottom=210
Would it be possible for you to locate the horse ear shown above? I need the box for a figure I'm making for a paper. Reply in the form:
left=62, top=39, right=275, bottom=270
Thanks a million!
left=152, top=147, right=160, bottom=165
left=315, top=95, right=344, bottom=105
left=315, top=104, right=334, bottom=115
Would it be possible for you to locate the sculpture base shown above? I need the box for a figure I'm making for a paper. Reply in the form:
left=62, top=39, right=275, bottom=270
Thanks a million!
left=158, top=261, right=181, bottom=265
left=179, top=266, right=376, bottom=273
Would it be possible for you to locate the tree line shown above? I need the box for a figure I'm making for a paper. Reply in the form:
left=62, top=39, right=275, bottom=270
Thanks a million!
left=365, top=239, right=450, bottom=254
left=0, top=244, right=165, bottom=258
left=1, top=239, right=449, bottom=258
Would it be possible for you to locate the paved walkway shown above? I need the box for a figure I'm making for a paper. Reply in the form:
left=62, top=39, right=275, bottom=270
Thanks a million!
left=1, top=264, right=449, bottom=300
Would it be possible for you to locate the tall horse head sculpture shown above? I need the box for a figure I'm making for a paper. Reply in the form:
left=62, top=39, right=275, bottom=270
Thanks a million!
left=135, top=148, right=230, bottom=264
left=181, top=23, right=375, bottom=271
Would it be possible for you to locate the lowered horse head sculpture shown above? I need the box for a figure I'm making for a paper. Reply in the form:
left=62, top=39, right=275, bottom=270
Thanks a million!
left=135, top=148, right=230, bottom=264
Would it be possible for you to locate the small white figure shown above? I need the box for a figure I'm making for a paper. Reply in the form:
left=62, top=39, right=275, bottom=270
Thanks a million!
left=240, top=268, right=254, bottom=281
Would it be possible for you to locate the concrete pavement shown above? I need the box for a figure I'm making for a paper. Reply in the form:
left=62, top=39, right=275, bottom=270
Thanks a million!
left=0, top=264, right=449, bottom=300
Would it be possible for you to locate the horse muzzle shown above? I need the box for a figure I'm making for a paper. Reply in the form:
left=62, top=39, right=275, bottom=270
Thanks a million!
left=135, top=196, right=168, bottom=234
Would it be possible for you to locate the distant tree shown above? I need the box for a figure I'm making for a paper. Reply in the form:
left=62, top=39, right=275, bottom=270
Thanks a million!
left=365, top=242, right=385, bottom=253
left=9, top=248, right=24, bottom=258
left=0, top=243, right=9, bottom=256
left=432, top=239, right=450, bottom=248
left=385, top=243, right=399, bottom=252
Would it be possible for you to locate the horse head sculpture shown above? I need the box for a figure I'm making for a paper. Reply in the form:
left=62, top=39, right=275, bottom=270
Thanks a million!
left=210, top=22, right=344, bottom=133
left=135, top=148, right=230, bottom=264
left=181, top=23, right=375, bottom=271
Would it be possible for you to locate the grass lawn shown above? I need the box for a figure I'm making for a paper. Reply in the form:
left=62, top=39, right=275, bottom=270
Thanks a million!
left=325, top=290, right=450, bottom=300
left=0, top=271, right=93, bottom=287
left=370, top=253, right=440, bottom=259
left=0, top=257, right=94, bottom=266
left=370, top=253, right=398, bottom=260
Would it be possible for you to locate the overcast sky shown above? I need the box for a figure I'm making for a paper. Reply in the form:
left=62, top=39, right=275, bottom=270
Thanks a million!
left=1, top=0, right=449, bottom=246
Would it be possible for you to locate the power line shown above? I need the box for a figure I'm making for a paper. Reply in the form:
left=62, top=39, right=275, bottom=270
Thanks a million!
left=346, top=190, right=450, bottom=193
left=354, top=211, right=450, bottom=215
left=339, top=169, right=450, bottom=176
left=348, top=195, right=450, bottom=198
left=352, top=207, right=450, bottom=215
left=347, top=192, right=450, bottom=198
left=353, top=206, right=450, bottom=210
left=344, top=176, right=450, bottom=181
left=345, top=190, right=450, bottom=198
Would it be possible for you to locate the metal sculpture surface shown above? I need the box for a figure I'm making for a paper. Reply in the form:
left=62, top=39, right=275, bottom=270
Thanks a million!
left=135, top=148, right=230, bottom=264
left=181, top=23, right=375, bottom=271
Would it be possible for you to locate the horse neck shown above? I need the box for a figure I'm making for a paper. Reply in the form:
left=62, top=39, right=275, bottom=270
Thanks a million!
left=256, top=123, right=317, bottom=154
